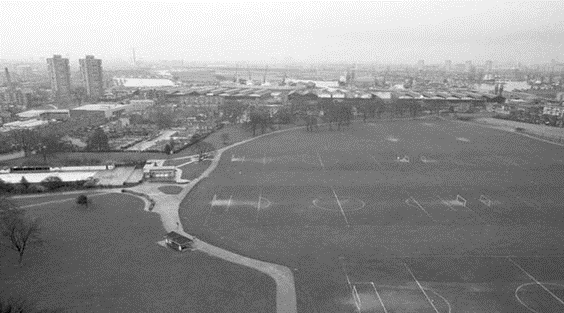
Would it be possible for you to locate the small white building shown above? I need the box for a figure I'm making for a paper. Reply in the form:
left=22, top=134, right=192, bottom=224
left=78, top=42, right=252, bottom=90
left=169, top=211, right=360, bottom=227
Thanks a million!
left=143, top=160, right=177, bottom=182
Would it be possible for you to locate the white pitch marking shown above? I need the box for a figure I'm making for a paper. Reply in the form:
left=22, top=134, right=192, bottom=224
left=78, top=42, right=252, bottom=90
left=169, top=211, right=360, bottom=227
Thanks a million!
left=370, top=282, right=390, bottom=313
left=256, top=188, right=263, bottom=223
left=437, top=195, right=457, bottom=211
left=404, top=263, right=441, bottom=313
left=339, top=256, right=360, bottom=313
left=316, top=151, right=326, bottom=170
left=406, top=196, right=437, bottom=222
left=428, top=289, right=452, bottom=313
left=370, top=154, right=383, bottom=169
left=508, top=257, right=564, bottom=306
left=332, top=187, right=350, bottom=226
left=352, top=285, right=362, bottom=312
left=203, top=194, right=217, bottom=227
left=226, top=194, right=233, bottom=213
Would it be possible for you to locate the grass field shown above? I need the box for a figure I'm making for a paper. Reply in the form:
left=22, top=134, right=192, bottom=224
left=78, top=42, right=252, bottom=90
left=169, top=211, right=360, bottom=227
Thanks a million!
left=179, top=118, right=564, bottom=313
left=1, top=193, right=276, bottom=313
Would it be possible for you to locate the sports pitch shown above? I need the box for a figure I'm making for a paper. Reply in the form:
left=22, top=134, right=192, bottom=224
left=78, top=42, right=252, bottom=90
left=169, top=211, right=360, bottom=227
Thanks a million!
left=180, top=119, right=564, bottom=313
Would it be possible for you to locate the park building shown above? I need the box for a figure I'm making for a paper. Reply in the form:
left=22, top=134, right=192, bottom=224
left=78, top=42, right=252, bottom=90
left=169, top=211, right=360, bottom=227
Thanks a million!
left=143, top=160, right=177, bottom=182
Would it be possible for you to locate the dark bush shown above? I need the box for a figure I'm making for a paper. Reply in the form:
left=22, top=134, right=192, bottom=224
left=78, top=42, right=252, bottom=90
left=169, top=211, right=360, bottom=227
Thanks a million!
left=76, top=194, right=88, bottom=206
left=40, top=176, right=64, bottom=191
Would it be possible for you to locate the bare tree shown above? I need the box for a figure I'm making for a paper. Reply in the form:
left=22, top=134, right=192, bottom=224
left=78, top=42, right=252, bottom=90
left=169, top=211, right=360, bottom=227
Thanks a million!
left=0, top=296, right=64, bottom=313
left=0, top=205, right=41, bottom=266
left=193, top=141, right=215, bottom=162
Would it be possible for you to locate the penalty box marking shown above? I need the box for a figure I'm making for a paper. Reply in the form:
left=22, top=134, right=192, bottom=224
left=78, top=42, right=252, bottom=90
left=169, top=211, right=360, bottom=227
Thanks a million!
left=515, top=282, right=564, bottom=312
left=404, top=263, right=442, bottom=313
left=406, top=195, right=437, bottom=223
left=339, top=256, right=360, bottom=313
left=508, top=257, right=564, bottom=307
left=210, top=195, right=271, bottom=210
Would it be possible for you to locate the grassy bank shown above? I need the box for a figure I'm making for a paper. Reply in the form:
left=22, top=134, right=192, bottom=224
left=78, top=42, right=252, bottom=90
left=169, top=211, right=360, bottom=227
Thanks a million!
left=1, top=193, right=276, bottom=313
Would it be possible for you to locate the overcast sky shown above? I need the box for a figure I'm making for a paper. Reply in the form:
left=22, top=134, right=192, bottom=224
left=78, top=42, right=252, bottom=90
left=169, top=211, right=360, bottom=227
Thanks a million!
left=1, top=1, right=563, bottom=65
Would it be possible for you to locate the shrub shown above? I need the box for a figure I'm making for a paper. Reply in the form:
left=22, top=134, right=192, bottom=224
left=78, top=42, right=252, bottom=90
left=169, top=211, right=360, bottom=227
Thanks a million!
left=27, top=184, right=47, bottom=193
left=40, top=176, right=64, bottom=191
left=83, top=178, right=98, bottom=188
left=0, top=179, right=13, bottom=193
left=76, top=194, right=88, bottom=206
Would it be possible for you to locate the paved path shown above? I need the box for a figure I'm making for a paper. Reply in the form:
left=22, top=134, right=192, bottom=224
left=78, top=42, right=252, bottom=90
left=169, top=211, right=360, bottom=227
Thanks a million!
left=126, top=125, right=303, bottom=313
left=127, top=130, right=177, bottom=151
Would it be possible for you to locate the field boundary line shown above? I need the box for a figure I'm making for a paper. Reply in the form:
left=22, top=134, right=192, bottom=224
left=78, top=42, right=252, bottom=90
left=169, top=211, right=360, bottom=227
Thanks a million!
left=406, top=195, right=437, bottom=222
left=404, top=263, right=441, bottom=313
left=507, top=257, right=564, bottom=306
left=370, top=282, right=390, bottom=313
left=339, top=257, right=361, bottom=313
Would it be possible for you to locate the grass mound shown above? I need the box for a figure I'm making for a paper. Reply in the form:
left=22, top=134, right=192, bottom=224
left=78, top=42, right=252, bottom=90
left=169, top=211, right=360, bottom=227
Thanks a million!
left=157, top=185, right=183, bottom=195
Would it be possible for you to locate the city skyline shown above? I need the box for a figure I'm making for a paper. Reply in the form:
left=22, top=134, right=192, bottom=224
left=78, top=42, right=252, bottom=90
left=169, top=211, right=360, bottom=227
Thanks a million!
left=0, top=1, right=563, bottom=65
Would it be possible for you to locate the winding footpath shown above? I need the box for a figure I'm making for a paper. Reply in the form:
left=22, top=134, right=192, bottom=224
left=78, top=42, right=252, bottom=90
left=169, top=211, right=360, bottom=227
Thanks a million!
left=126, top=126, right=303, bottom=313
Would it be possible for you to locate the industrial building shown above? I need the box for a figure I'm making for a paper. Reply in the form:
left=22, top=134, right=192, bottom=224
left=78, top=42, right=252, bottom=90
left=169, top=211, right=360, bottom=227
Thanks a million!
left=70, top=104, right=128, bottom=120
left=126, top=99, right=155, bottom=112
left=0, top=119, right=49, bottom=132
left=16, top=109, right=69, bottom=121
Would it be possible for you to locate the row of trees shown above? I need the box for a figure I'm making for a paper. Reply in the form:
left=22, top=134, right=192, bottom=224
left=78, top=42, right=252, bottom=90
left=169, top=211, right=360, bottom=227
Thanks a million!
left=0, top=176, right=96, bottom=195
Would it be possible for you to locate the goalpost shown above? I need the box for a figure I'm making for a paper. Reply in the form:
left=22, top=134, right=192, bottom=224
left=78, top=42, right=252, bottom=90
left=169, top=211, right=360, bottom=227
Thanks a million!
left=479, top=195, right=492, bottom=207
left=456, top=195, right=467, bottom=207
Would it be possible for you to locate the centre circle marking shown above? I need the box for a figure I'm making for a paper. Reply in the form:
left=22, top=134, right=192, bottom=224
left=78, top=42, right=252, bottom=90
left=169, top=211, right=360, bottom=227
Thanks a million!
left=312, top=196, right=366, bottom=212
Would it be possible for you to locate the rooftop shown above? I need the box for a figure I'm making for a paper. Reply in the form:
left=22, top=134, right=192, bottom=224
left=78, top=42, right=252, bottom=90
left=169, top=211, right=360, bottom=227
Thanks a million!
left=71, top=104, right=127, bottom=111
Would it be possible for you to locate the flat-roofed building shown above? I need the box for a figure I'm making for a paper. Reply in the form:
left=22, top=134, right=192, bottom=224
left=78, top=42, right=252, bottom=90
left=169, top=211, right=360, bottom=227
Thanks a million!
left=70, top=104, right=128, bottom=120
left=143, top=160, right=177, bottom=182
left=126, top=99, right=155, bottom=112
left=1, top=119, right=48, bottom=132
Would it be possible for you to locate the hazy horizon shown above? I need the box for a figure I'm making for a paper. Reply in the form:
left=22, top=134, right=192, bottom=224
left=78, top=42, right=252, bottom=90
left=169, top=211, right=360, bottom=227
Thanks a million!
left=1, top=1, right=563, bottom=65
